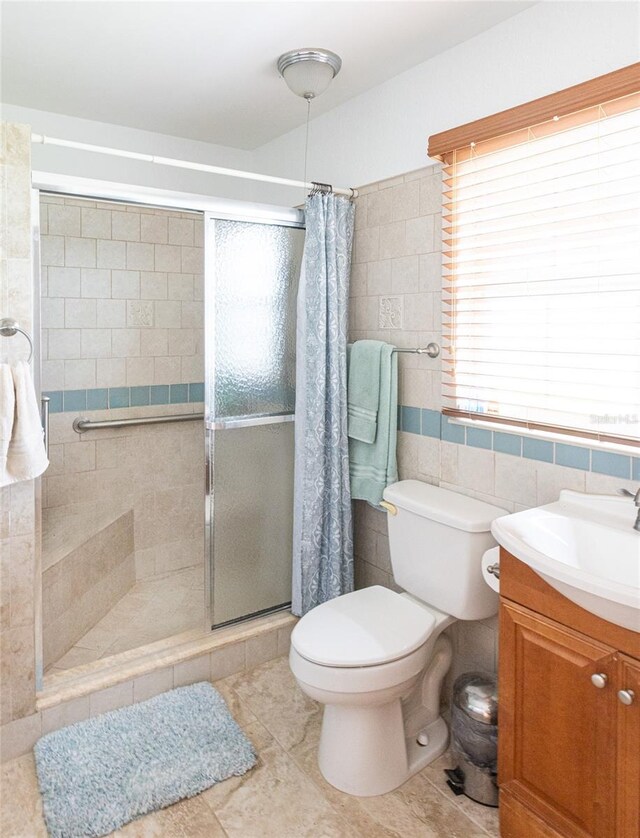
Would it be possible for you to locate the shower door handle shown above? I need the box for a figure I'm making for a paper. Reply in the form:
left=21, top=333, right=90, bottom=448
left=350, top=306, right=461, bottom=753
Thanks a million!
left=207, top=413, right=294, bottom=431
left=41, top=395, right=50, bottom=457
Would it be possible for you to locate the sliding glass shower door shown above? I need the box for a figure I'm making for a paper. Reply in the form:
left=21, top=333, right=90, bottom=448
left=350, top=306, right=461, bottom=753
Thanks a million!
left=205, top=210, right=305, bottom=627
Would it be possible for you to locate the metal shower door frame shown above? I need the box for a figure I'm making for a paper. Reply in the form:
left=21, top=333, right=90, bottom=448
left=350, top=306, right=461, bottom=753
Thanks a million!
left=203, top=207, right=304, bottom=630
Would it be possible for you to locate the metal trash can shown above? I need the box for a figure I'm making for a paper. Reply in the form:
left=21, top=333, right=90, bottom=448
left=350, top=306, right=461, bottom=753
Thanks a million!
left=445, top=672, right=498, bottom=807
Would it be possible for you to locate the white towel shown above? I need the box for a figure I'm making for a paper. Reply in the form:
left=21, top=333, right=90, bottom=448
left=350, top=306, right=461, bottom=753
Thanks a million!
left=4, top=361, right=48, bottom=485
left=0, top=364, right=16, bottom=486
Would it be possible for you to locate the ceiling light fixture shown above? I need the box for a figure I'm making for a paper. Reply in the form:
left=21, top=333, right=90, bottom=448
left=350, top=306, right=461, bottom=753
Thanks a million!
left=277, top=48, right=342, bottom=100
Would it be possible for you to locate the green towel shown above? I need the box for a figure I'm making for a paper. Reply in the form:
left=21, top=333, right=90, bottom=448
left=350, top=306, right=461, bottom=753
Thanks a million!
left=349, top=344, right=398, bottom=506
left=347, top=340, right=384, bottom=443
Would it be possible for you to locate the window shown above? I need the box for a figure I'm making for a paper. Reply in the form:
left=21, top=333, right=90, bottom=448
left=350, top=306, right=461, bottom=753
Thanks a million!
left=429, top=65, right=640, bottom=446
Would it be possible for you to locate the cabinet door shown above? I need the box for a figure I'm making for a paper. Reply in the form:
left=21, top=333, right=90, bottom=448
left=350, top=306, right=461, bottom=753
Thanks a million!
left=500, top=602, right=617, bottom=838
left=617, top=656, right=640, bottom=838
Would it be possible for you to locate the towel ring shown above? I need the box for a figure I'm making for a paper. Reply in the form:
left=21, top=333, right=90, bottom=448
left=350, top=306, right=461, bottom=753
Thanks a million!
left=0, top=318, right=34, bottom=363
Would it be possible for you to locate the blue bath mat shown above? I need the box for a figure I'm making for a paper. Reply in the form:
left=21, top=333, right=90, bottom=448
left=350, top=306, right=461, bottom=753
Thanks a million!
left=34, top=681, right=256, bottom=838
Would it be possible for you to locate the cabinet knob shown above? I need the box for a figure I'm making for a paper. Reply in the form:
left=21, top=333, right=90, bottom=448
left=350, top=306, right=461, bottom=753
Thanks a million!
left=591, top=673, right=608, bottom=688
left=618, top=689, right=635, bottom=706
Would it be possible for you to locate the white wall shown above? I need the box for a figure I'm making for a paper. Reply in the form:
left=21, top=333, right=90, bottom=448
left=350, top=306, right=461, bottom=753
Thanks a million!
left=0, top=103, right=262, bottom=202
left=254, top=1, right=640, bottom=205
left=3, top=2, right=638, bottom=207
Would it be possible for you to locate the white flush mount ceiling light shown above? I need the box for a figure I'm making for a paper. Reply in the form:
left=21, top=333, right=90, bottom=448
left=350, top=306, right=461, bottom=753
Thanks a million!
left=277, top=48, right=342, bottom=100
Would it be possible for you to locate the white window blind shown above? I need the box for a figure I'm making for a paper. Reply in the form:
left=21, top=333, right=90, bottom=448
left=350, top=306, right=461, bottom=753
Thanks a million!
left=443, top=91, right=640, bottom=445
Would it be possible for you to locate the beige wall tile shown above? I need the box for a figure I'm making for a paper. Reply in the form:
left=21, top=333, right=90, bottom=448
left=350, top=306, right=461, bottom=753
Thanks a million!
left=173, top=654, right=211, bottom=688
left=89, top=680, right=134, bottom=715
left=96, top=298, right=125, bottom=328
left=140, top=271, right=167, bottom=300
left=353, top=227, right=380, bottom=263
left=97, top=239, right=126, bottom=269
left=48, top=266, right=80, bottom=297
left=96, top=358, right=126, bottom=387
left=181, top=246, right=203, bottom=273
left=168, top=217, right=195, bottom=246
left=80, top=268, right=110, bottom=298
left=81, top=208, right=112, bottom=239
left=245, top=631, right=279, bottom=670
left=40, top=234, right=64, bottom=267
left=140, top=213, right=168, bottom=244
left=140, top=328, right=168, bottom=356
left=80, top=329, right=111, bottom=360
left=133, top=668, right=174, bottom=702
left=65, top=298, right=96, bottom=328
left=47, top=204, right=81, bottom=237
left=111, top=211, right=140, bottom=242
left=0, top=713, right=41, bottom=762
left=378, top=221, right=405, bottom=260
left=366, top=190, right=394, bottom=227
left=41, top=695, right=90, bottom=735
left=112, top=329, right=140, bottom=358
left=391, top=180, right=420, bottom=221
left=65, top=236, right=96, bottom=268
left=405, top=215, right=435, bottom=255
left=41, top=298, right=64, bottom=328
left=154, top=244, right=181, bottom=272
left=210, top=643, right=246, bottom=681
left=276, top=624, right=295, bottom=658
left=48, top=329, right=80, bottom=359
left=111, top=269, right=140, bottom=299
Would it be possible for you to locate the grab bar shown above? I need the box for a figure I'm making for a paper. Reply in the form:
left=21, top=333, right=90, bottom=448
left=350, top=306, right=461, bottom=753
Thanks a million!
left=73, top=412, right=204, bottom=434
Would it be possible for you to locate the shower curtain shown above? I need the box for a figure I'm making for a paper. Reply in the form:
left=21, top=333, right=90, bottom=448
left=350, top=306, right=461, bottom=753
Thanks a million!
left=292, top=192, right=355, bottom=616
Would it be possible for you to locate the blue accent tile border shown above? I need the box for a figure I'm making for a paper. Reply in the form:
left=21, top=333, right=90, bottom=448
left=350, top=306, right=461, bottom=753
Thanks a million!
left=43, top=382, right=205, bottom=414
left=395, top=404, right=638, bottom=480
left=40, top=388, right=638, bottom=483
left=522, top=437, right=554, bottom=463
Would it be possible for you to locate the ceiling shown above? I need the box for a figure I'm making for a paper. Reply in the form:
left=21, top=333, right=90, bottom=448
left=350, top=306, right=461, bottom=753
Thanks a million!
left=1, top=1, right=535, bottom=150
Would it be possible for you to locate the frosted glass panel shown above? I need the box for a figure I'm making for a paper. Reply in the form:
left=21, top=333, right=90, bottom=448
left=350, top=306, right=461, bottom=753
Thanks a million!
left=211, top=220, right=304, bottom=419
left=211, top=422, right=294, bottom=624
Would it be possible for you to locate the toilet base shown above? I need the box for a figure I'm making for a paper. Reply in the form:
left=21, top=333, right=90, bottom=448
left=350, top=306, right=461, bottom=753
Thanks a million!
left=318, top=703, right=449, bottom=797
left=315, top=633, right=453, bottom=797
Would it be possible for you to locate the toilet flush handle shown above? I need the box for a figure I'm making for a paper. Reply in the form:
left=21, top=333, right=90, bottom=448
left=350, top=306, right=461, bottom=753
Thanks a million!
left=379, top=500, right=397, bottom=516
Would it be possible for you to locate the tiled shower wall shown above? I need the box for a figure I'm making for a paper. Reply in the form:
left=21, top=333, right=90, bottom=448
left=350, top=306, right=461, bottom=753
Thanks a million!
left=1, top=123, right=38, bottom=732
left=40, top=194, right=204, bottom=392
left=349, top=165, right=639, bottom=686
left=39, top=195, right=205, bottom=585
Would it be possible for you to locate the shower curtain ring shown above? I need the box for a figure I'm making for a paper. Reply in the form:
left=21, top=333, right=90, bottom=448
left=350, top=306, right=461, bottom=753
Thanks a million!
left=310, top=182, right=332, bottom=196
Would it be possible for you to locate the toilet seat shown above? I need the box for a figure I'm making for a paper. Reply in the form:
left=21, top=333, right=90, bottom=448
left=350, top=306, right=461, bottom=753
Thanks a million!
left=291, top=585, right=435, bottom=668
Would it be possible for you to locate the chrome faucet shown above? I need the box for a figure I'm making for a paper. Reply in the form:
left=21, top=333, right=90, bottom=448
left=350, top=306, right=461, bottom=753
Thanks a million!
left=619, top=488, right=640, bottom=531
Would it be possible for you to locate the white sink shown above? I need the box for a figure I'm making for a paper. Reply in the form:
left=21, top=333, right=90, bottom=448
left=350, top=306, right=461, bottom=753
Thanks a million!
left=491, top=491, right=640, bottom=633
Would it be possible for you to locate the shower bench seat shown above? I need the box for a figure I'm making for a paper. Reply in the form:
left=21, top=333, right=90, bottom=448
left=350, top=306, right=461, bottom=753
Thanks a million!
left=41, top=507, right=135, bottom=671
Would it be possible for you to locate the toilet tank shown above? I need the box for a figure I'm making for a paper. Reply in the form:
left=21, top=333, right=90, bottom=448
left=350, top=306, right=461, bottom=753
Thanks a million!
left=383, top=480, right=508, bottom=621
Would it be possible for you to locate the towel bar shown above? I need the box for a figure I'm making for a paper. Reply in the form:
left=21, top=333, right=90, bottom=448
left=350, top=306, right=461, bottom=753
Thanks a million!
left=0, top=318, right=34, bottom=362
left=393, top=344, right=440, bottom=358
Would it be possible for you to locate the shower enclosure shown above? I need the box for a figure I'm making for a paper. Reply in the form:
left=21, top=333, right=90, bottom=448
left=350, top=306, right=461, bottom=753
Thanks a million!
left=36, top=179, right=304, bottom=680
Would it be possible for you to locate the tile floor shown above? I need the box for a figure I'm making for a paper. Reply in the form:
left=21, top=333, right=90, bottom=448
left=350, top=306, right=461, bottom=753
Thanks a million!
left=2, top=656, right=500, bottom=838
left=46, top=566, right=205, bottom=675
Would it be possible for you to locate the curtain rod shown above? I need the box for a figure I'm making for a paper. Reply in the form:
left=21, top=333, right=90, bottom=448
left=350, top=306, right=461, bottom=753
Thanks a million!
left=30, top=134, right=358, bottom=198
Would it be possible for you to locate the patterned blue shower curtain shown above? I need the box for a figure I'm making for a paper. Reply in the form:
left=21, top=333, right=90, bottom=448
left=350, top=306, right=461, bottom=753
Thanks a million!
left=292, top=193, right=355, bottom=616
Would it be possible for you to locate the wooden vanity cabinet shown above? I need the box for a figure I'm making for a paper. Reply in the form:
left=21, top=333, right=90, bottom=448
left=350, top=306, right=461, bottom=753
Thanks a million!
left=498, top=549, right=640, bottom=838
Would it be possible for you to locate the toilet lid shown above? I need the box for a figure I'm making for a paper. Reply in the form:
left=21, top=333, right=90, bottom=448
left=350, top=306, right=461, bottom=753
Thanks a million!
left=291, top=586, right=435, bottom=667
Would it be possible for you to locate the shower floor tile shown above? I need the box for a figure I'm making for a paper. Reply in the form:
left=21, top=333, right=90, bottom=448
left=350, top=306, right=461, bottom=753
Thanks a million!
left=2, top=656, right=499, bottom=838
left=46, top=565, right=205, bottom=675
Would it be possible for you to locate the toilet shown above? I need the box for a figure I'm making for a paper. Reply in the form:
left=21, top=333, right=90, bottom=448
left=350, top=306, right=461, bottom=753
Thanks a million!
left=289, top=479, right=507, bottom=797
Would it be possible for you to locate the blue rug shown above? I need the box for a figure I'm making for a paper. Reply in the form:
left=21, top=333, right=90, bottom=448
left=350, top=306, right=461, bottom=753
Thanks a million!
left=34, top=682, right=256, bottom=838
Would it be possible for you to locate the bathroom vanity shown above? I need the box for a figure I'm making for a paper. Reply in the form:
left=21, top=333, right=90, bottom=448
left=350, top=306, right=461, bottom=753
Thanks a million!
left=498, top=549, right=640, bottom=838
